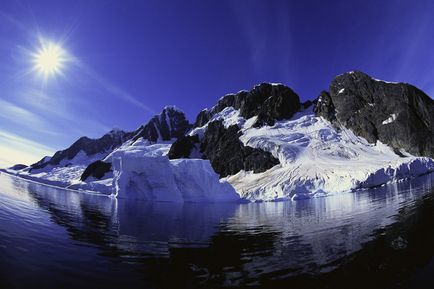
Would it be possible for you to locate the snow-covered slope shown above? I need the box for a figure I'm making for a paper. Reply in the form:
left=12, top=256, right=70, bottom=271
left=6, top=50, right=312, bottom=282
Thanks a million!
left=221, top=107, right=434, bottom=200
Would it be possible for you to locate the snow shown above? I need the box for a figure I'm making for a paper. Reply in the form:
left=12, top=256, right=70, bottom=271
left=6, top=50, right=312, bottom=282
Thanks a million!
left=382, top=113, right=397, bottom=125
left=373, top=78, right=399, bottom=84
left=221, top=108, right=434, bottom=201
left=9, top=150, right=107, bottom=189
left=338, top=88, right=345, bottom=94
left=111, top=154, right=240, bottom=202
left=188, top=107, right=246, bottom=138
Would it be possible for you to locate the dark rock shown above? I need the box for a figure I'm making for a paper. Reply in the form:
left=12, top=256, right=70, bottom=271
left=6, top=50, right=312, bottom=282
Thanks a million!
left=9, top=164, right=27, bottom=171
left=80, top=160, right=112, bottom=181
left=318, top=71, right=434, bottom=157
left=194, top=109, right=210, bottom=127
left=168, top=135, right=200, bottom=159
left=31, top=129, right=133, bottom=171
left=193, top=83, right=301, bottom=128
left=132, top=106, right=191, bottom=142
left=253, top=86, right=301, bottom=127
left=302, top=100, right=314, bottom=110
left=314, top=91, right=337, bottom=122
left=200, top=121, right=279, bottom=177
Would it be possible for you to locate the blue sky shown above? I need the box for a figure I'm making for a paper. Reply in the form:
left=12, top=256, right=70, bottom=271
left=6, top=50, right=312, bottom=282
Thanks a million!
left=1, top=0, right=434, bottom=167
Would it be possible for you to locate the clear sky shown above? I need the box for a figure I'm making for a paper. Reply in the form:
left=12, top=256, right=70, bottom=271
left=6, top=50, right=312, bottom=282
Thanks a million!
left=1, top=0, right=434, bottom=167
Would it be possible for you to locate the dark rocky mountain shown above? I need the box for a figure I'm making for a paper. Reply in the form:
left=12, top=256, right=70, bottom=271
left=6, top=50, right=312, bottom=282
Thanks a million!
left=31, top=129, right=133, bottom=171
left=171, top=83, right=303, bottom=177
left=132, top=106, right=191, bottom=142
left=193, top=83, right=301, bottom=128
left=315, top=71, right=434, bottom=158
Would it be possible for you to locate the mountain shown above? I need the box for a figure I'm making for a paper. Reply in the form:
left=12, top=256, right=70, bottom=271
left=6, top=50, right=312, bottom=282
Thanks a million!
left=131, top=106, right=191, bottom=142
left=169, top=77, right=434, bottom=200
left=169, top=83, right=306, bottom=177
left=30, top=129, right=133, bottom=171
left=4, top=72, right=434, bottom=202
left=315, top=71, right=434, bottom=158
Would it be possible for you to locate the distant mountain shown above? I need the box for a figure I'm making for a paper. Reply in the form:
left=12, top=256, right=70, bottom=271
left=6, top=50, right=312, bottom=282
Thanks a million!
left=30, top=129, right=134, bottom=171
left=30, top=106, right=191, bottom=172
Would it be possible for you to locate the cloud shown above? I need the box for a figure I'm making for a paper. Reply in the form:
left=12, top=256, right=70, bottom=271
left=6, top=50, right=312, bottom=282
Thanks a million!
left=0, top=98, right=60, bottom=135
left=0, top=129, right=55, bottom=167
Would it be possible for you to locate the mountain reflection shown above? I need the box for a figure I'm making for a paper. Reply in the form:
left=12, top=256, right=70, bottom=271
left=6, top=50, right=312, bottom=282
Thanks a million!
left=7, top=172, right=432, bottom=288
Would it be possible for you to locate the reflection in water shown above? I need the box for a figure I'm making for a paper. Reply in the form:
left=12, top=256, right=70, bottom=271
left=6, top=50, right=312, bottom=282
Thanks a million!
left=0, top=172, right=434, bottom=288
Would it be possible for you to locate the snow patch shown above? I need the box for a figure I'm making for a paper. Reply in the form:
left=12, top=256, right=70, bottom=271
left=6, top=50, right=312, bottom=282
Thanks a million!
left=189, top=107, right=246, bottom=138
left=382, top=114, right=397, bottom=125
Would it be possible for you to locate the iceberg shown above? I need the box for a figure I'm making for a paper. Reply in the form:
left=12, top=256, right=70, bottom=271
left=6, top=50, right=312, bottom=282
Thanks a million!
left=111, top=154, right=240, bottom=202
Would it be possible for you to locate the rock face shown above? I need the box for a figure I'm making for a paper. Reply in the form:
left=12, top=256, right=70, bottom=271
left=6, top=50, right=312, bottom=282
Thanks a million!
left=9, top=164, right=27, bottom=170
left=172, top=83, right=302, bottom=177
left=194, top=109, right=210, bottom=127
left=194, top=83, right=301, bottom=128
left=199, top=121, right=279, bottom=177
left=132, top=106, right=191, bottom=142
left=31, top=129, right=133, bottom=170
left=313, top=91, right=336, bottom=122
left=80, top=160, right=111, bottom=181
left=315, top=71, right=434, bottom=158
left=167, top=135, right=200, bottom=159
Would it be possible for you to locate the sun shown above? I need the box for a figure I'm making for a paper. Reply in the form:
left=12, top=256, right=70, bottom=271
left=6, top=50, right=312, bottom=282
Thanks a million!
left=33, top=41, right=66, bottom=77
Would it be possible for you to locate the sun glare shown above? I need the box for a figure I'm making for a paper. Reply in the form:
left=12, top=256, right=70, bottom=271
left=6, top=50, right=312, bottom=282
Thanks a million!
left=33, top=41, right=66, bottom=77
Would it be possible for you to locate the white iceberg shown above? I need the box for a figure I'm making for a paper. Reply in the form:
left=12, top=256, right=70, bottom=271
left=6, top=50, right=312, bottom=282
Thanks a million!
left=111, top=154, right=240, bottom=203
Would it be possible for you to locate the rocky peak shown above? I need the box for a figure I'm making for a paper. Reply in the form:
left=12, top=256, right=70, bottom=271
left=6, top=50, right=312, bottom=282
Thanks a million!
left=31, top=130, right=133, bottom=170
left=315, top=71, right=434, bottom=157
left=194, top=83, right=301, bottom=128
left=132, top=106, right=191, bottom=142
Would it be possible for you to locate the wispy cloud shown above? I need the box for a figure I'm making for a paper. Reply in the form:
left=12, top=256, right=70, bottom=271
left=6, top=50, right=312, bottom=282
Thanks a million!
left=0, top=129, right=55, bottom=167
left=0, top=98, right=60, bottom=136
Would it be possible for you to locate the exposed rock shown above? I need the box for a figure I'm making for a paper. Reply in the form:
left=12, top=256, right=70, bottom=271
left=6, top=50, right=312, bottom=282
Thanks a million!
left=193, top=83, right=300, bottom=128
left=132, top=106, right=191, bottom=142
left=80, top=160, right=112, bottom=181
left=194, top=109, right=210, bottom=127
left=9, top=164, right=27, bottom=171
left=314, top=91, right=337, bottom=122
left=301, top=100, right=314, bottom=110
left=316, top=71, right=434, bottom=158
left=200, top=120, right=279, bottom=177
left=167, top=135, right=200, bottom=159
left=31, top=129, right=133, bottom=171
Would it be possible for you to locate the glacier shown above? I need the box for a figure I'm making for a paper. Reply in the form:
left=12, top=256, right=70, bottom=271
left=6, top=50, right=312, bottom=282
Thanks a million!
left=214, top=107, right=434, bottom=201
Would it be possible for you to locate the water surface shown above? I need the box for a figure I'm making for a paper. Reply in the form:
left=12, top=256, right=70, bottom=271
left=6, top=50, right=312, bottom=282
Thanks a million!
left=1, top=172, right=434, bottom=289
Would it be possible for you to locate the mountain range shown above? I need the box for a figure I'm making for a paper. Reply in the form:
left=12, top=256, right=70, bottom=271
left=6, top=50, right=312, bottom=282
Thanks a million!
left=3, top=71, right=434, bottom=202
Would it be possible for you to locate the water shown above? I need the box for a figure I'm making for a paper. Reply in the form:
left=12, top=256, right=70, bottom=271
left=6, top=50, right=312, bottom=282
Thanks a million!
left=1, top=172, right=434, bottom=289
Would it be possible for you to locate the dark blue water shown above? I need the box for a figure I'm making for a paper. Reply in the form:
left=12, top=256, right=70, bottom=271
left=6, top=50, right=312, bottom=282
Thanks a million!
left=1, top=172, right=434, bottom=289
